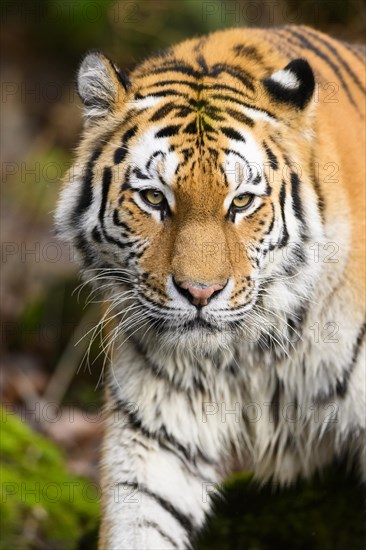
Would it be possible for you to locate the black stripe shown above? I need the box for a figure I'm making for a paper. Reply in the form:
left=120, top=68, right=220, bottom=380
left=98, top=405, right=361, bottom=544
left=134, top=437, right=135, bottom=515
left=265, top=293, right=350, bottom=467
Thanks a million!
left=197, top=53, right=209, bottom=74
left=263, top=141, right=278, bottom=170
left=146, top=151, right=164, bottom=171
left=233, top=44, right=263, bottom=63
left=74, top=231, right=94, bottom=266
left=156, top=125, right=180, bottom=138
left=114, top=126, right=137, bottom=164
left=120, top=166, right=131, bottom=191
left=208, top=147, right=218, bottom=160
left=290, top=243, right=306, bottom=266
left=263, top=172, right=271, bottom=196
left=133, top=167, right=150, bottom=180
left=302, top=28, right=366, bottom=96
left=222, top=147, right=250, bottom=167
left=202, top=104, right=225, bottom=121
left=221, top=127, right=245, bottom=142
left=210, top=63, right=255, bottom=91
left=157, top=172, right=169, bottom=189
left=99, top=167, right=112, bottom=227
left=126, top=387, right=214, bottom=464
left=115, top=67, right=130, bottom=92
left=210, top=92, right=257, bottom=109
left=283, top=28, right=357, bottom=109
left=265, top=32, right=298, bottom=59
left=142, top=520, right=179, bottom=548
left=219, top=164, right=228, bottom=187
left=336, top=321, right=366, bottom=398
left=128, top=197, right=153, bottom=216
left=103, top=231, right=133, bottom=249
left=180, top=148, right=194, bottom=162
left=288, top=304, right=307, bottom=338
left=270, top=378, right=282, bottom=427
left=211, top=94, right=276, bottom=119
left=114, top=145, right=127, bottom=164
left=279, top=181, right=289, bottom=247
left=290, top=172, right=305, bottom=225
left=197, top=117, right=216, bottom=134
left=150, top=102, right=177, bottom=122
left=146, top=63, right=203, bottom=79
left=120, top=482, right=196, bottom=534
left=109, top=389, right=200, bottom=464
left=207, top=82, right=251, bottom=97
left=309, top=146, right=325, bottom=221
left=183, top=121, right=197, bottom=135
left=137, top=90, right=188, bottom=99
left=91, top=225, right=102, bottom=243
left=226, top=108, right=254, bottom=127
left=264, top=202, right=276, bottom=236
left=145, top=79, right=202, bottom=91
left=122, top=125, right=137, bottom=143
left=74, top=147, right=102, bottom=216
left=112, top=209, right=133, bottom=232
left=175, top=105, right=194, bottom=118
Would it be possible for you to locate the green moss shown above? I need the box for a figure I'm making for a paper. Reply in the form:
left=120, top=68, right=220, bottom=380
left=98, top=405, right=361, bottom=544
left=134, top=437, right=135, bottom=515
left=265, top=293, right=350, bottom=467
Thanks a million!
left=196, top=465, right=366, bottom=550
left=0, top=410, right=99, bottom=549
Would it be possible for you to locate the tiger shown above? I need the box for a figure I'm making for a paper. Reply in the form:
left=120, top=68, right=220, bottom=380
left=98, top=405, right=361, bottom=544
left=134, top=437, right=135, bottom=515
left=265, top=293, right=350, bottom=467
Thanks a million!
left=56, top=24, right=366, bottom=550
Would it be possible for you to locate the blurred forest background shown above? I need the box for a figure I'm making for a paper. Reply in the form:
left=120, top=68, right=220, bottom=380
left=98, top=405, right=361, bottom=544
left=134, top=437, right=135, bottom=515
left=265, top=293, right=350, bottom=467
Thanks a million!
left=1, top=1, right=365, bottom=548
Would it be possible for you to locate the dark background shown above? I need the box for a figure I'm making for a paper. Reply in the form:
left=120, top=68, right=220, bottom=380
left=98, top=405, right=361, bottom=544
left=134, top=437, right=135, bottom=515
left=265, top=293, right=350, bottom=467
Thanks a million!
left=1, top=1, right=365, bottom=548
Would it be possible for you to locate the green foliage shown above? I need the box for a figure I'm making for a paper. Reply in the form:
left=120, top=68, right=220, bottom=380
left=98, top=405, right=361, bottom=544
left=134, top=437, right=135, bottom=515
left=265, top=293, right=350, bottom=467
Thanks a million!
left=0, top=410, right=99, bottom=549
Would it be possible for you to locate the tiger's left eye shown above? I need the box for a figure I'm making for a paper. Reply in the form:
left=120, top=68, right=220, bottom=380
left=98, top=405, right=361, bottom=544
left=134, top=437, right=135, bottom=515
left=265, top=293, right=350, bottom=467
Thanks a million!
left=231, top=193, right=254, bottom=210
left=141, top=189, right=165, bottom=207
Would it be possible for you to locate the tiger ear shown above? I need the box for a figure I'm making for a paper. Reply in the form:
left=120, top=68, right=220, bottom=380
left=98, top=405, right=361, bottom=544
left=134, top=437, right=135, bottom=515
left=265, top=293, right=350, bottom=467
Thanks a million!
left=77, top=51, right=130, bottom=122
left=263, top=59, right=315, bottom=110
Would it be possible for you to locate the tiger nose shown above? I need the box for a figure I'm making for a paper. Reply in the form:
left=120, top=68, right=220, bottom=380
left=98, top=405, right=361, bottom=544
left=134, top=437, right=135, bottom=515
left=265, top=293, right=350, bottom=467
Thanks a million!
left=173, top=279, right=226, bottom=307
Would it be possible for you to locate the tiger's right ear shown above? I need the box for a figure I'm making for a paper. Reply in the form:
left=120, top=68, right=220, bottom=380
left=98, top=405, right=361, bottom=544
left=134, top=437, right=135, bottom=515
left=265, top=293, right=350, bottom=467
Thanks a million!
left=77, top=51, right=130, bottom=122
left=262, top=59, right=315, bottom=111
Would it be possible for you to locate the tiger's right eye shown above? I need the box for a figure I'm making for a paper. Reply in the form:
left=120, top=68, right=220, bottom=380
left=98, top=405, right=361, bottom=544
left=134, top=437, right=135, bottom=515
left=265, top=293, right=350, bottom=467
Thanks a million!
left=140, top=189, right=165, bottom=207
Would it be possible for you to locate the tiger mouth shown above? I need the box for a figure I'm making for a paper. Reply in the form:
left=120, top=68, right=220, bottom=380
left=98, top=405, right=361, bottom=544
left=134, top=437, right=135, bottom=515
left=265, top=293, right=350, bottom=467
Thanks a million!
left=181, top=317, right=217, bottom=331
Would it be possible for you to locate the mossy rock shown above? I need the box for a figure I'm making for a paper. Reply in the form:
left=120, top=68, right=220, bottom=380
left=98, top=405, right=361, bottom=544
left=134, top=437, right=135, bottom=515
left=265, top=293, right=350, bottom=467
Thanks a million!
left=196, top=464, right=365, bottom=550
left=0, top=409, right=99, bottom=549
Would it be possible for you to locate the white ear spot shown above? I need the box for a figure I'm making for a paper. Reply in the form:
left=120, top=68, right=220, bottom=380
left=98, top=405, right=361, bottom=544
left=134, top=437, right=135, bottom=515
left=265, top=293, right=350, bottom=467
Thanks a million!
left=77, top=52, right=119, bottom=120
left=270, top=69, right=300, bottom=89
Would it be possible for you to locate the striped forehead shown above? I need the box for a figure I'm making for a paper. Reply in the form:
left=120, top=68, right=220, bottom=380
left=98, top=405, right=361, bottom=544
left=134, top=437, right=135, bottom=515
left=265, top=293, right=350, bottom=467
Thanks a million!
left=123, top=127, right=271, bottom=201
left=127, top=126, right=180, bottom=189
left=120, top=86, right=278, bottom=192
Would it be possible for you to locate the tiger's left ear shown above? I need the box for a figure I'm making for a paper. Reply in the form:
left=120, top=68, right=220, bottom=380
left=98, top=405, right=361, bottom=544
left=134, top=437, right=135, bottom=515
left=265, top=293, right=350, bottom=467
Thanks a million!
left=263, top=59, right=315, bottom=110
left=77, top=51, right=130, bottom=122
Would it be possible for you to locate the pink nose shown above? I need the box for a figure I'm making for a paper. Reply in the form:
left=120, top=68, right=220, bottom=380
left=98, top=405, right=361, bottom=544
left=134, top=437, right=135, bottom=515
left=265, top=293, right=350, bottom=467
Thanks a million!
left=179, top=282, right=224, bottom=306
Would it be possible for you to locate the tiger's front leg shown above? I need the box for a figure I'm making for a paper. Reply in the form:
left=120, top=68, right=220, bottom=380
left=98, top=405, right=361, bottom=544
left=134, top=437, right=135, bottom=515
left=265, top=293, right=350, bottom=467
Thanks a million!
left=99, top=387, right=219, bottom=550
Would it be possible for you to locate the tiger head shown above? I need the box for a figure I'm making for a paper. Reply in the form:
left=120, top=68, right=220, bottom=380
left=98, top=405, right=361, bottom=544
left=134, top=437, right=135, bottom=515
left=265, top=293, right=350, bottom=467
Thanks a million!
left=56, top=34, right=323, bottom=357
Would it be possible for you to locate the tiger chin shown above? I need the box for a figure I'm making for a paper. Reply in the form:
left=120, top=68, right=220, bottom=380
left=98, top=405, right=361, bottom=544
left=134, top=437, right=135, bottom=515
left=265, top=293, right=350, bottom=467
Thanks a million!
left=56, top=25, right=365, bottom=550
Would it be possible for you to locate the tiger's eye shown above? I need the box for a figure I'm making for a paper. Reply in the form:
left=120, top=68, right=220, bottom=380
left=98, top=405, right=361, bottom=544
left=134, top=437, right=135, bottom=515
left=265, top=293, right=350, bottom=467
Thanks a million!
left=141, top=189, right=165, bottom=206
left=231, top=194, right=253, bottom=209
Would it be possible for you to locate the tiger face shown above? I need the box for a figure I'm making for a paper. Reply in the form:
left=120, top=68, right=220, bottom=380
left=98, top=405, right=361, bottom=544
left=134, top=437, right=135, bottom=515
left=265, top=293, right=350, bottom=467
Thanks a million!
left=57, top=43, right=323, bottom=355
